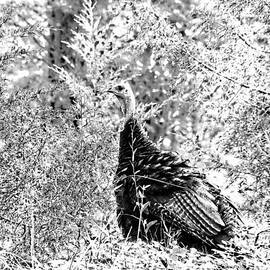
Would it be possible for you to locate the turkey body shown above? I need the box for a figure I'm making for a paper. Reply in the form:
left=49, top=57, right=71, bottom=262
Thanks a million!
left=114, top=117, right=241, bottom=250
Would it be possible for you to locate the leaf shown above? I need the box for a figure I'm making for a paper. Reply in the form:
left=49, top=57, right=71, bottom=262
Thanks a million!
left=145, top=220, right=158, bottom=234
left=140, top=201, right=151, bottom=214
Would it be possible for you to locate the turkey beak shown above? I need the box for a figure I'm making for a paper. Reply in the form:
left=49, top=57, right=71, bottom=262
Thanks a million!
left=107, top=88, right=117, bottom=96
left=106, top=88, right=124, bottom=100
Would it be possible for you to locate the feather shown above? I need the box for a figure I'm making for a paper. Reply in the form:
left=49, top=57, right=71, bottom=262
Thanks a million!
left=111, top=87, right=242, bottom=251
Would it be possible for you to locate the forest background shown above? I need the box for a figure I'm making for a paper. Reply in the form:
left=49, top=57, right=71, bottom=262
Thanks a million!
left=0, top=0, right=269, bottom=269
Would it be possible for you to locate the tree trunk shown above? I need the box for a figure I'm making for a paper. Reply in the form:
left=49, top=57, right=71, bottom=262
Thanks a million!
left=47, top=0, right=86, bottom=82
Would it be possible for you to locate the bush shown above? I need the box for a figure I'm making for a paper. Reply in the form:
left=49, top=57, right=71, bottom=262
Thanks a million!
left=0, top=83, right=118, bottom=260
left=0, top=2, right=117, bottom=261
left=0, top=0, right=269, bottom=268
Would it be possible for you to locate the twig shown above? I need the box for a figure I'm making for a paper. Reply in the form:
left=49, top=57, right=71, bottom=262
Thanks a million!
left=184, top=48, right=270, bottom=96
left=185, top=49, right=248, bottom=88
left=236, top=33, right=270, bottom=54
left=0, top=215, right=27, bottom=227
left=30, top=208, right=35, bottom=269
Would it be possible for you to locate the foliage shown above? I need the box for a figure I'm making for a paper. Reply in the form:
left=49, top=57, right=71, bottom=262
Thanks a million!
left=0, top=0, right=269, bottom=269
left=1, top=225, right=270, bottom=269
left=0, top=0, right=117, bottom=263
left=68, top=0, right=270, bottom=211
left=189, top=0, right=270, bottom=214
left=0, top=84, right=117, bottom=257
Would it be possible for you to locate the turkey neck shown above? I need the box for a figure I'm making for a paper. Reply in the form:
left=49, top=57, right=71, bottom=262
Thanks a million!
left=117, top=89, right=136, bottom=174
left=124, top=97, right=135, bottom=121
left=117, top=117, right=159, bottom=176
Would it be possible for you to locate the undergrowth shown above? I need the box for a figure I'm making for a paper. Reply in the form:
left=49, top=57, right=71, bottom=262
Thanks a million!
left=0, top=0, right=269, bottom=269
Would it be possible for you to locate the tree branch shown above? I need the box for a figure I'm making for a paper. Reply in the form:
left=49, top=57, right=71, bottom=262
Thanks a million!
left=184, top=48, right=270, bottom=96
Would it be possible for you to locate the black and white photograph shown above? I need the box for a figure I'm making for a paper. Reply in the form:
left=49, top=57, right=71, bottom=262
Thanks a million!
left=0, top=0, right=269, bottom=269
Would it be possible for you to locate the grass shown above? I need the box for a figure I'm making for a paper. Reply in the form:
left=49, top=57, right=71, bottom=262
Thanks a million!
left=0, top=214, right=269, bottom=270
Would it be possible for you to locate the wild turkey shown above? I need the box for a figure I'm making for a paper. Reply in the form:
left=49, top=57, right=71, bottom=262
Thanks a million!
left=108, top=82, right=242, bottom=251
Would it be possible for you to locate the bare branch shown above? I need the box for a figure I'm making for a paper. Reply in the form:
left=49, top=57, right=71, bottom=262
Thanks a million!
left=184, top=48, right=270, bottom=95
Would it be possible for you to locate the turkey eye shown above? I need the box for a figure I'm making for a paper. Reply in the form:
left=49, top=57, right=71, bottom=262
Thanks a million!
left=115, top=85, right=124, bottom=92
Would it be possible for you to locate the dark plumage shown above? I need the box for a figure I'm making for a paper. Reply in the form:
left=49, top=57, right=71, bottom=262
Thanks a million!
left=108, top=83, right=242, bottom=251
